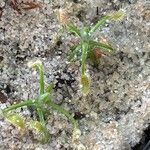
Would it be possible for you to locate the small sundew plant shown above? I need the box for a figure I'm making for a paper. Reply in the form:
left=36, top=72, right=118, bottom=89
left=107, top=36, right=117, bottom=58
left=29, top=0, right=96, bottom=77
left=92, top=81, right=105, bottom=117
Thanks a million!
left=1, top=60, right=78, bottom=144
left=66, top=11, right=124, bottom=96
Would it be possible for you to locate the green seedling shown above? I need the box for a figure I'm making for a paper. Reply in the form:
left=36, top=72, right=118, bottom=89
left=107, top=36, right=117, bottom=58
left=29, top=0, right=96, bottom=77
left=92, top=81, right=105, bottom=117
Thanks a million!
left=66, top=11, right=124, bottom=96
left=1, top=60, right=78, bottom=144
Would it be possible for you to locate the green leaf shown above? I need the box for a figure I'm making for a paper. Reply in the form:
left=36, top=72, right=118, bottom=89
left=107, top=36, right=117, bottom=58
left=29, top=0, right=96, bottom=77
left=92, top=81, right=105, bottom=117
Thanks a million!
left=90, top=10, right=124, bottom=34
left=81, top=42, right=89, bottom=75
left=80, top=26, right=91, bottom=40
left=45, top=83, right=54, bottom=94
left=90, top=15, right=111, bottom=33
left=108, top=10, right=124, bottom=20
left=68, top=44, right=81, bottom=61
left=29, top=120, right=50, bottom=144
left=28, top=60, right=45, bottom=123
left=30, top=120, right=45, bottom=133
left=28, top=60, right=45, bottom=95
left=80, top=74, right=90, bottom=96
left=89, top=40, right=114, bottom=52
left=5, top=112, right=25, bottom=129
left=45, top=99, right=78, bottom=129
left=66, top=23, right=80, bottom=37
left=39, top=93, right=49, bottom=101
left=2, top=100, right=35, bottom=113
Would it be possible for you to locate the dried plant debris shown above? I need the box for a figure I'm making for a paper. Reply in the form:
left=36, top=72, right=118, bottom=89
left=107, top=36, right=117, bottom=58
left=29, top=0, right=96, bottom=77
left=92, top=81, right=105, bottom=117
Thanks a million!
left=22, top=1, right=41, bottom=10
left=0, top=0, right=41, bottom=18
left=9, top=0, right=22, bottom=14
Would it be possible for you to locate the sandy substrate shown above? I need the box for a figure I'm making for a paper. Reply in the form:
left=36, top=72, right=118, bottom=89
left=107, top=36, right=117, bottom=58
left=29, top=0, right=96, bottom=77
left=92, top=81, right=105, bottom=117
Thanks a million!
left=0, top=0, right=150, bottom=149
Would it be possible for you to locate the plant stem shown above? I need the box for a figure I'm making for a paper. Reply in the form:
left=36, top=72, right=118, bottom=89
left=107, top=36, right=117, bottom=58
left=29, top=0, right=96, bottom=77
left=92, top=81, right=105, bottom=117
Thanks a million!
left=3, top=100, right=35, bottom=113
left=45, top=99, right=78, bottom=129
left=39, top=65, right=45, bottom=95
left=36, top=64, right=45, bottom=124
left=81, top=42, right=88, bottom=75
left=37, top=107, right=45, bottom=124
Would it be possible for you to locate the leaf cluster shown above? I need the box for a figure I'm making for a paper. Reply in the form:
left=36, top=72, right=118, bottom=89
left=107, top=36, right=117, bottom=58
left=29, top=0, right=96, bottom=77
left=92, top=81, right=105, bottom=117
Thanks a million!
left=1, top=61, right=78, bottom=144
left=66, top=11, right=124, bottom=95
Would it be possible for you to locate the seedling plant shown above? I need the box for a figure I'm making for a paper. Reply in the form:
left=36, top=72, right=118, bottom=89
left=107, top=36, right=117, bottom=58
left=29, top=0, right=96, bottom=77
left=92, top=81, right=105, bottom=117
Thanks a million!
left=1, top=61, right=78, bottom=144
left=66, top=11, right=124, bottom=96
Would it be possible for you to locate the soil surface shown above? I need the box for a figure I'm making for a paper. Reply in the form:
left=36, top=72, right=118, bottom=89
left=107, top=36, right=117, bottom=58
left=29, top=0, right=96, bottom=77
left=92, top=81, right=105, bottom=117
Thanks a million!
left=0, top=0, right=150, bottom=149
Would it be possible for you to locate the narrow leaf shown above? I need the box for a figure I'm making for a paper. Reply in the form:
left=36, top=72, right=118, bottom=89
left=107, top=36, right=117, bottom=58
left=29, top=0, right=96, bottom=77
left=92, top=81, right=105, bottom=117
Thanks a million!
left=89, top=40, right=114, bottom=52
left=90, top=10, right=124, bottom=33
left=80, top=26, right=91, bottom=40
left=39, top=93, right=49, bottom=101
left=81, top=42, right=89, bottom=75
left=46, top=83, right=54, bottom=94
left=68, top=44, right=81, bottom=61
left=5, top=112, right=25, bottom=129
left=108, top=10, right=124, bottom=20
left=66, top=23, right=80, bottom=37
left=30, top=120, right=45, bottom=133
left=29, top=120, right=50, bottom=144
left=90, top=15, right=111, bottom=33
left=27, top=60, right=44, bottom=94
left=80, top=74, right=90, bottom=96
